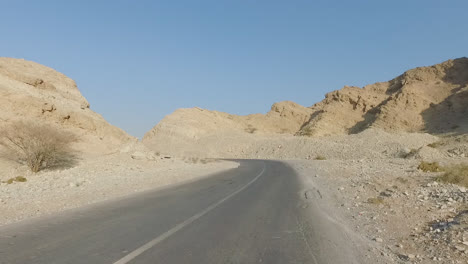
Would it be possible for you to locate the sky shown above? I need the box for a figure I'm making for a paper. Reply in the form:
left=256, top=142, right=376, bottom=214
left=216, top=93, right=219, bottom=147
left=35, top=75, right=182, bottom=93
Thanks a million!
left=1, top=0, right=467, bottom=138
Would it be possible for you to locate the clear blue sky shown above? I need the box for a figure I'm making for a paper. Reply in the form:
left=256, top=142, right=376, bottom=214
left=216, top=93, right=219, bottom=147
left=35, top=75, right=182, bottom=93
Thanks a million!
left=1, top=1, right=467, bottom=138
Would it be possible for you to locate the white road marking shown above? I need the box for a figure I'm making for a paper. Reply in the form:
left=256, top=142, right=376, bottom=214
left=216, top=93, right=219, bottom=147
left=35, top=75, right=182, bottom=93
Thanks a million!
left=113, top=163, right=266, bottom=264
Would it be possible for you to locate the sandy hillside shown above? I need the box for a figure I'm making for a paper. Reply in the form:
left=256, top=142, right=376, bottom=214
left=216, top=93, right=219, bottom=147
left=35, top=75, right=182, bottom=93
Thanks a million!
left=0, top=57, right=136, bottom=155
left=142, top=101, right=314, bottom=156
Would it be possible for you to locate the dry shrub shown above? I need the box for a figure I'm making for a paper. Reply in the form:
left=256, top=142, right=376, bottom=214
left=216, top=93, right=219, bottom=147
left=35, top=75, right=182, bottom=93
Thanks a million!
left=367, top=197, right=384, bottom=205
left=402, top=148, right=418, bottom=158
left=5, top=176, right=27, bottom=184
left=437, top=164, right=468, bottom=187
left=395, top=177, right=408, bottom=184
left=184, top=157, right=199, bottom=164
left=301, top=127, right=314, bottom=136
left=0, top=121, right=77, bottom=172
left=245, top=125, right=257, bottom=134
left=315, top=155, right=326, bottom=160
left=427, top=141, right=444, bottom=148
left=418, top=161, right=442, bottom=172
left=200, top=158, right=217, bottom=164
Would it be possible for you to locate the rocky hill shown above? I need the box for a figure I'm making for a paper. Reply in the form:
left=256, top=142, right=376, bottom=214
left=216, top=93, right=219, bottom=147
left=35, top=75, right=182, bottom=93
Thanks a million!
left=143, top=58, right=467, bottom=157
left=299, top=57, right=468, bottom=136
left=0, top=57, right=135, bottom=154
left=142, top=101, right=313, bottom=155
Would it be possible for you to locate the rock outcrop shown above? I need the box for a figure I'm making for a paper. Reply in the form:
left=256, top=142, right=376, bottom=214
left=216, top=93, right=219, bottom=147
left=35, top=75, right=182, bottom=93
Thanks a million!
left=299, top=57, right=468, bottom=136
left=0, top=57, right=135, bottom=154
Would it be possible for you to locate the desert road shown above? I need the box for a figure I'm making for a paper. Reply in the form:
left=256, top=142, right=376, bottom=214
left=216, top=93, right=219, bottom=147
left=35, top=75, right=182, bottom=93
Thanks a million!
left=0, top=160, right=360, bottom=264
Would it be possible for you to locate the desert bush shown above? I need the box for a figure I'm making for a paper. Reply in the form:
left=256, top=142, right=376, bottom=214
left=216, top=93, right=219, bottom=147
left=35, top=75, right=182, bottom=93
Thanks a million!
left=418, top=161, right=442, bottom=172
left=245, top=125, right=257, bottom=134
left=427, top=141, right=444, bottom=148
left=395, top=177, right=409, bottom=184
left=402, top=148, right=418, bottom=158
left=199, top=158, right=217, bottom=164
left=5, top=176, right=27, bottom=184
left=367, top=197, right=384, bottom=205
left=184, top=157, right=199, bottom=164
left=436, top=164, right=468, bottom=187
left=0, top=121, right=77, bottom=172
left=301, top=127, right=314, bottom=136
left=315, top=155, right=326, bottom=160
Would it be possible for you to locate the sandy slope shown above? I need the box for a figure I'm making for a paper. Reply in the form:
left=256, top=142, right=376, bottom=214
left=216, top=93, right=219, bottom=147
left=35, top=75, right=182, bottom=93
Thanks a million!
left=143, top=126, right=439, bottom=160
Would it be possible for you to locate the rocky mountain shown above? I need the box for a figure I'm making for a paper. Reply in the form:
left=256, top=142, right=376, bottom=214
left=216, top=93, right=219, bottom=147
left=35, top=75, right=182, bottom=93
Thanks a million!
left=299, top=57, right=468, bottom=136
left=0, top=57, right=135, bottom=154
left=143, top=58, right=467, bottom=157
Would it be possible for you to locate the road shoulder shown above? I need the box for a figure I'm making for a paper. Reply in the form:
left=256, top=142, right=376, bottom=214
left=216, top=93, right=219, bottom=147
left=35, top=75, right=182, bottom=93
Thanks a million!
left=0, top=154, right=238, bottom=227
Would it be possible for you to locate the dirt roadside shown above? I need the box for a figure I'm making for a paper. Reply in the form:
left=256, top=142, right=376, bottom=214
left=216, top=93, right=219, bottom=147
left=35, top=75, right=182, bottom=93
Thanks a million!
left=0, top=154, right=238, bottom=227
left=291, top=159, right=468, bottom=264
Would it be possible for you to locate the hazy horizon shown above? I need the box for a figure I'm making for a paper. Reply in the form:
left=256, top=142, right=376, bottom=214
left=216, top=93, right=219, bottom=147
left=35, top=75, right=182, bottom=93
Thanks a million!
left=2, top=0, right=467, bottom=137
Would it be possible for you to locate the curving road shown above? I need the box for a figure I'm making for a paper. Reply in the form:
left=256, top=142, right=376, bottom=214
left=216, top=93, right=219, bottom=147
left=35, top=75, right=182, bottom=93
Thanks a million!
left=0, top=160, right=361, bottom=264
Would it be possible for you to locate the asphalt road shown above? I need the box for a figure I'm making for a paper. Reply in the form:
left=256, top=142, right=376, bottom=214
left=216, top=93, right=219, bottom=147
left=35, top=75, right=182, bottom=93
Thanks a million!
left=0, top=160, right=361, bottom=264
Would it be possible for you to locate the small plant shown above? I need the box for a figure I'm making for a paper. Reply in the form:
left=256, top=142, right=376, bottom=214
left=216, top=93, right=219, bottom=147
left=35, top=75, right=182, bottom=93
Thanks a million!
left=301, top=127, right=314, bottom=136
left=367, top=197, right=384, bottom=205
left=315, top=155, right=326, bottom=160
left=185, top=157, right=199, bottom=164
left=0, top=121, right=77, bottom=173
left=427, top=141, right=443, bottom=148
left=402, top=148, right=418, bottom=158
left=245, top=125, right=257, bottom=134
left=395, top=177, right=408, bottom=184
left=436, top=164, right=468, bottom=187
left=5, top=176, right=27, bottom=184
left=418, top=161, right=442, bottom=172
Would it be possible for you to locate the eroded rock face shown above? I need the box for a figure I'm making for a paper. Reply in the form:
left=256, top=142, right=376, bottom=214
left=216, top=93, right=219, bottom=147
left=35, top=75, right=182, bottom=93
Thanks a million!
left=0, top=57, right=135, bottom=154
left=299, top=57, right=468, bottom=136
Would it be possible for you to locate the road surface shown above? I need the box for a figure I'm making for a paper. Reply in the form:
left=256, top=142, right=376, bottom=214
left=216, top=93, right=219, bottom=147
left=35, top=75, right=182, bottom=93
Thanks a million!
left=0, top=160, right=361, bottom=264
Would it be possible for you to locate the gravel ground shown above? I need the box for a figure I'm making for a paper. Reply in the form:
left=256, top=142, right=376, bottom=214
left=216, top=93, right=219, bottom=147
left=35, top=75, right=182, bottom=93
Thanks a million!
left=0, top=153, right=238, bottom=226
left=290, top=158, right=468, bottom=264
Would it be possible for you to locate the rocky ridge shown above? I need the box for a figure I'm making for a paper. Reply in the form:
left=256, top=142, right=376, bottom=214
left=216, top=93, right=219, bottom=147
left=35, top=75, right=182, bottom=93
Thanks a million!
left=299, top=57, right=468, bottom=136
left=143, top=58, right=468, bottom=158
left=0, top=57, right=136, bottom=154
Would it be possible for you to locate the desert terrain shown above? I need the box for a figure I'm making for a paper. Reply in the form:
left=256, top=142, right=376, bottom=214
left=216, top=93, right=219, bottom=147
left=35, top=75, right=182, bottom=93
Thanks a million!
left=0, top=58, right=238, bottom=226
left=142, top=57, right=468, bottom=263
left=1, top=57, right=467, bottom=263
